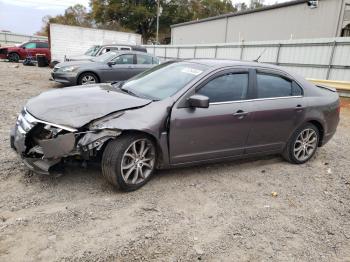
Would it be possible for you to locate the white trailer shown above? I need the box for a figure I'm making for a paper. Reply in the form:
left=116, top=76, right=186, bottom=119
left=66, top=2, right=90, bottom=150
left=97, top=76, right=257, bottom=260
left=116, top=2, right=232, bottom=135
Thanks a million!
left=49, top=24, right=142, bottom=61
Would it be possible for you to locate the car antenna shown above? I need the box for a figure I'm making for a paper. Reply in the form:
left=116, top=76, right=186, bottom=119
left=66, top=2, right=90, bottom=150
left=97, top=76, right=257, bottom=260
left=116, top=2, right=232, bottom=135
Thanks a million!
left=254, top=48, right=267, bottom=62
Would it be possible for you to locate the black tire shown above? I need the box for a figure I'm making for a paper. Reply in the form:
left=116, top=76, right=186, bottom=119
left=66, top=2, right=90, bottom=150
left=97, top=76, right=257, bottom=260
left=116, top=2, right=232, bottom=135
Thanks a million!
left=101, top=134, right=157, bottom=191
left=49, top=60, right=59, bottom=68
left=78, top=72, right=99, bottom=85
left=282, top=123, right=320, bottom=164
left=8, top=53, right=20, bottom=62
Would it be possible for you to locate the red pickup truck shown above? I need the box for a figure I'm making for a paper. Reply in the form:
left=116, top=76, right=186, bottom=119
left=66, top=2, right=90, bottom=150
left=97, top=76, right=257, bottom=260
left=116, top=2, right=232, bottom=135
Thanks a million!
left=0, top=40, right=51, bottom=62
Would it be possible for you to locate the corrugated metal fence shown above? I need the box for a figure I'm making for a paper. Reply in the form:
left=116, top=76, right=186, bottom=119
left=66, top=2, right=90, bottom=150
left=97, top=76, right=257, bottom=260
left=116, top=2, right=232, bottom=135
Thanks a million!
left=145, top=37, right=350, bottom=81
left=0, top=32, right=47, bottom=46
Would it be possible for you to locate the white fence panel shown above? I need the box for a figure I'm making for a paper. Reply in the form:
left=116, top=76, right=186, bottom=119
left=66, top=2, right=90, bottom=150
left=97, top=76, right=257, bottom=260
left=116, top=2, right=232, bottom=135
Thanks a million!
left=216, top=46, right=241, bottom=59
left=279, top=45, right=332, bottom=65
left=0, top=32, right=47, bottom=46
left=179, top=48, right=195, bottom=58
left=195, top=47, right=215, bottom=58
left=242, top=46, right=278, bottom=63
left=144, top=37, right=350, bottom=81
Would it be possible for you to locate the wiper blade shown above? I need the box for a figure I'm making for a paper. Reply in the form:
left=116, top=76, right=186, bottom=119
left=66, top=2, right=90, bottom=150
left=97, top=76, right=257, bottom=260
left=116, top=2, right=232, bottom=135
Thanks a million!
left=121, top=87, right=138, bottom=97
left=112, top=81, right=125, bottom=88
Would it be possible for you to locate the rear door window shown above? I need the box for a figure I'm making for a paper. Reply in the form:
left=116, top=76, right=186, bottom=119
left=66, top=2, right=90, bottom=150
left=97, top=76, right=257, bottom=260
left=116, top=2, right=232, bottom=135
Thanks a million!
left=256, top=73, right=302, bottom=98
left=37, top=42, right=48, bottom=48
left=197, top=73, right=248, bottom=103
left=136, top=54, right=153, bottom=64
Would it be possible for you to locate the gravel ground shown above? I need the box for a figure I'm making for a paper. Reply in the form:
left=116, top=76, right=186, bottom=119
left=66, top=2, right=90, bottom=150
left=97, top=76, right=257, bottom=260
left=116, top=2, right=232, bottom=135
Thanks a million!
left=0, top=62, right=350, bottom=262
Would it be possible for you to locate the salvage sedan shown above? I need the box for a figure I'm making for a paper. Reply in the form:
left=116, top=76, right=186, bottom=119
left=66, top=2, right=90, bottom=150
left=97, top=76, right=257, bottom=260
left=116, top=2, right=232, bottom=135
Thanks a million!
left=51, top=51, right=159, bottom=86
left=11, top=60, right=340, bottom=191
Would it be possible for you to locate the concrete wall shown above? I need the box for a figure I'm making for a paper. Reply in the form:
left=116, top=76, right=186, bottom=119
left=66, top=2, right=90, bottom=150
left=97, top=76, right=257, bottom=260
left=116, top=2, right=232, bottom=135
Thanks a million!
left=171, top=0, right=345, bottom=45
left=49, top=24, right=142, bottom=61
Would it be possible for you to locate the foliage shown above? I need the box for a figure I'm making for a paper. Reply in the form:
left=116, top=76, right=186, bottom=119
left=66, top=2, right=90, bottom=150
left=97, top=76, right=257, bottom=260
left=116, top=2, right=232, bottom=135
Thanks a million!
left=37, top=0, right=266, bottom=42
left=36, top=4, right=92, bottom=36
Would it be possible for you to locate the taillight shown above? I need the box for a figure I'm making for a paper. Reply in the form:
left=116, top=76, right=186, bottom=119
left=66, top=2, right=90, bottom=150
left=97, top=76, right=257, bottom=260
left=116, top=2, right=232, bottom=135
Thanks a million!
left=336, top=104, right=341, bottom=114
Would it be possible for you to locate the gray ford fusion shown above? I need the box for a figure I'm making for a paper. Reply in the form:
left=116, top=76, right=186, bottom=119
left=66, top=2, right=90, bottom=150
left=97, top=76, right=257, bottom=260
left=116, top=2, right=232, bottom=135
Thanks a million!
left=11, top=60, right=340, bottom=191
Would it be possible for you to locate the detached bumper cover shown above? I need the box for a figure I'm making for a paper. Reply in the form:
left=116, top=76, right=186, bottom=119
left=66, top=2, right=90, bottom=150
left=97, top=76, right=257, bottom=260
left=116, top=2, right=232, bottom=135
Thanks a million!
left=10, top=109, right=77, bottom=175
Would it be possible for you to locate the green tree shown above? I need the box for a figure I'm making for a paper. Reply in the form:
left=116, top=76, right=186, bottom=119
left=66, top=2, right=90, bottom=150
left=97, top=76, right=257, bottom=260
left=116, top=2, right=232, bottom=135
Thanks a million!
left=36, top=4, right=92, bottom=36
left=90, top=0, right=237, bottom=42
left=250, top=0, right=265, bottom=9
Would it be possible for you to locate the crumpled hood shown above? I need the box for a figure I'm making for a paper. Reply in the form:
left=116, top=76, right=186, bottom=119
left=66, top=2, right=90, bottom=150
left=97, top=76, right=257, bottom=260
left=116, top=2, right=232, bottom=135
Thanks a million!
left=25, top=84, right=152, bottom=128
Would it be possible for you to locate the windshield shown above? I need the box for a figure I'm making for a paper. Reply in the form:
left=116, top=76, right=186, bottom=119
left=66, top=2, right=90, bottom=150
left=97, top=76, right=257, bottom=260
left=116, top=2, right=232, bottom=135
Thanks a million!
left=121, top=61, right=209, bottom=100
left=92, top=51, right=117, bottom=62
left=84, top=45, right=101, bottom=56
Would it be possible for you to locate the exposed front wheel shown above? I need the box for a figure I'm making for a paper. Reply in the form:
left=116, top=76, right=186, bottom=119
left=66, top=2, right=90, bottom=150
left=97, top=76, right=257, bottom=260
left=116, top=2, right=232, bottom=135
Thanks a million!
left=283, top=123, right=319, bottom=164
left=101, top=134, right=157, bottom=191
left=8, top=53, right=20, bottom=62
left=78, top=72, right=99, bottom=85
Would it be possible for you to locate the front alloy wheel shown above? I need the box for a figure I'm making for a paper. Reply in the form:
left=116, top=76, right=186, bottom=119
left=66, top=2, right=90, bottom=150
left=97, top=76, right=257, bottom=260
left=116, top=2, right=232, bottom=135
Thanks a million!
left=78, top=73, right=98, bottom=85
left=102, top=134, right=156, bottom=191
left=121, top=139, right=155, bottom=185
left=8, top=53, right=20, bottom=62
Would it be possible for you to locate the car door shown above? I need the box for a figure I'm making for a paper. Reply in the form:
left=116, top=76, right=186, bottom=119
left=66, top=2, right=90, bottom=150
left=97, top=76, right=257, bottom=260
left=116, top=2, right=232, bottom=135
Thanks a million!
left=169, top=69, right=254, bottom=164
left=22, top=42, right=37, bottom=58
left=134, top=54, right=155, bottom=75
left=245, top=69, right=305, bottom=154
left=102, top=54, right=136, bottom=82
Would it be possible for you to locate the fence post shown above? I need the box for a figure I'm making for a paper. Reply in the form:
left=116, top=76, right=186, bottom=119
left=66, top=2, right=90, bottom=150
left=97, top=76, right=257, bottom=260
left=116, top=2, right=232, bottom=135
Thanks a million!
left=164, top=46, right=167, bottom=60
left=153, top=45, right=156, bottom=56
left=4, top=33, right=7, bottom=44
left=214, top=46, right=218, bottom=58
left=177, top=47, right=180, bottom=58
left=276, top=43, right=281, bottom=65
left=194, top=46, right=197, bottom=58
left=326, top=41, right=337, bottom=80
left=240, top=41, right=244, bottom=60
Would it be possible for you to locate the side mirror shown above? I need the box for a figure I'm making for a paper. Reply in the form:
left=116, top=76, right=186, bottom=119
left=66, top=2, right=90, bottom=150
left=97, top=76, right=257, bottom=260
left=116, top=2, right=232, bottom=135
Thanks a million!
left=107, top=61, right=115, bottom=67
left=188, top=95, right=209, bottom=108
left=22, top=46, right=26, bottom=49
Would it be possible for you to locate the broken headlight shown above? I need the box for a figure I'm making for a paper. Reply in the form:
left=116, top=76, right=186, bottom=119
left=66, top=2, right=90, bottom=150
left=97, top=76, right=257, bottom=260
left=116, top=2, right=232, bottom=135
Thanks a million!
left=89, top=111, right=125, bottom=130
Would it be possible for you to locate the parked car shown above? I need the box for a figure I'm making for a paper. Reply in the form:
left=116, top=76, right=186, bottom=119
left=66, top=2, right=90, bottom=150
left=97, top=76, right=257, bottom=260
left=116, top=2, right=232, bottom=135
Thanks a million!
left=51, top=51, right=160, bottom=86
left=0, top=40, right=50, bottom=62
left=11, top=60, right=340, bottom=191
left=64, top=44, right=147, bottom=62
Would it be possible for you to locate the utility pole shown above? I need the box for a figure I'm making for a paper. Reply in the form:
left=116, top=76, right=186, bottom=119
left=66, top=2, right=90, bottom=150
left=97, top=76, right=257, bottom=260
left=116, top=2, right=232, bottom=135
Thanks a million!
left=156, top=0, right=160, bottom=44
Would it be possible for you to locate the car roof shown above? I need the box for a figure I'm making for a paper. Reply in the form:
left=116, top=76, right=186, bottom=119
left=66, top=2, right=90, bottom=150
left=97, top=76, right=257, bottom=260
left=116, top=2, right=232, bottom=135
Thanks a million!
left=101, top=44, right=145, bottom=48
left=183, top=59, right=289, bottom=71
left=110, top=50, right=154, bottom=56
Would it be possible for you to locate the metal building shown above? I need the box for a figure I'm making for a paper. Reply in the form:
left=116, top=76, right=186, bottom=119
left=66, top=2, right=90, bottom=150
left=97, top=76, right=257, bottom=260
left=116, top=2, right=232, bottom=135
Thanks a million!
left=171, top=0, right=350, bottom=44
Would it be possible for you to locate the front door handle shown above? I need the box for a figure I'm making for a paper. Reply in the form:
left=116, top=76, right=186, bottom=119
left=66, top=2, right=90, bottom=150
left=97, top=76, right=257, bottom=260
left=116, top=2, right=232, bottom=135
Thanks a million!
left=233, top=110, right=248, bottom=119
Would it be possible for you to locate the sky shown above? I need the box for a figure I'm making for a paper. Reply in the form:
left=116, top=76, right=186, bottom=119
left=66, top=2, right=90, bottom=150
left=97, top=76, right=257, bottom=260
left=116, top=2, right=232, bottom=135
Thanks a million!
left=0, top=0, right=291, bottom=35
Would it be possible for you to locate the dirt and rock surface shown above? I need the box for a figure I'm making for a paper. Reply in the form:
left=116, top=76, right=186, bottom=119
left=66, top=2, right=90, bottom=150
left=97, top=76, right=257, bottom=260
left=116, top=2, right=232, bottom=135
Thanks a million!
left=0, top=62, right=349, bottom=262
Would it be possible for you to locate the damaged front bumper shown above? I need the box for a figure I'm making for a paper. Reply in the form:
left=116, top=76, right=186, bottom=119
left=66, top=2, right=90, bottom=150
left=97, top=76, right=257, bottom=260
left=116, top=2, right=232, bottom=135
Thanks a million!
left=10, top=109, right=120, bottom=175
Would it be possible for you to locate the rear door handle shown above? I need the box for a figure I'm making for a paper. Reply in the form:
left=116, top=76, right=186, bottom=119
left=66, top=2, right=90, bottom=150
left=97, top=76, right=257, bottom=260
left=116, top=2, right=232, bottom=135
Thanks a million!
left=295, top=104, right=305, bottom=112
left=233, top=110, right=248, bottom=119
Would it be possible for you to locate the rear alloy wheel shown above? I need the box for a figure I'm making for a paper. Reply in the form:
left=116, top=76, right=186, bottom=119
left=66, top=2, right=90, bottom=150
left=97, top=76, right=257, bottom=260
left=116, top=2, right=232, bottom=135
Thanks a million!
left=102, top=134, right=156, bottom=191
left=283, top=123, right=319, bottom=164
left=8, top=53, right=20, bottom=62
left=78, top=73, right=98, bottom=85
